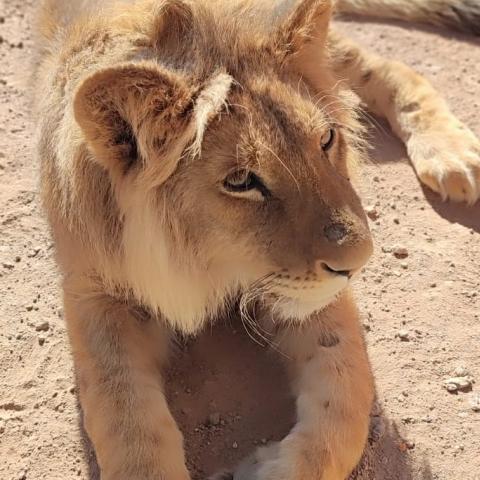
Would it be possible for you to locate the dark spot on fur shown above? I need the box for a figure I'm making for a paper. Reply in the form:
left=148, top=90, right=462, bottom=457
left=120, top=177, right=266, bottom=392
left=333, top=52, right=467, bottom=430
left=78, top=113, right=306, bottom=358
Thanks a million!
left=401, top=102, right=421, bottom=113
left=341, top=51, right=357, bottom=66
left=361, top=70, right=373, bottom=84
left=324, top=401, right=330, bottom=409
left=153, top=136, right=167, bottom=151
left=179, top=98, right=195, bottom=119
left=318, top=331, right=340, bottom=348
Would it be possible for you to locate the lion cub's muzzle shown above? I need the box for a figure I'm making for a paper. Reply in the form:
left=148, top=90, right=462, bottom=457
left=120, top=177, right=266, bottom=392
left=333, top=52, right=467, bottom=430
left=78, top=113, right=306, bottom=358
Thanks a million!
left=318, top=219, right=373, bottom=278
left=264, top=210, right=373, bottom=320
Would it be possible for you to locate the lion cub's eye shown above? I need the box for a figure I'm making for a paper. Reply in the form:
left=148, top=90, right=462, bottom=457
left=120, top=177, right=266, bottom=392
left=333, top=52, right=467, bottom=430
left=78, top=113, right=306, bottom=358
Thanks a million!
left=320, top=128, right=336, bottom=152
left=223, top=170, right=270, bottom=199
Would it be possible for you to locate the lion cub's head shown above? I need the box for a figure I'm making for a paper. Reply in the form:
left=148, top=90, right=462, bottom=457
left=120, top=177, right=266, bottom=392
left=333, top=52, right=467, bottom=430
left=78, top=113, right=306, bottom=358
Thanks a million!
left=73, top=0, right=372, bottom=332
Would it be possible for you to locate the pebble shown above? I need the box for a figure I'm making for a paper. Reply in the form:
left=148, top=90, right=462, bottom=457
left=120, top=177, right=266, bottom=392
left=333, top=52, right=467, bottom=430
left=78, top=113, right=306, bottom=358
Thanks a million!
left=396, top=330, right=410, bottom=342
left=208, top=413, right=220, bottom=426
left=38, top=337, right=46, bottom=346
left=470, top=393, right=480, bottom=412
left=35, top=321, right=50, bottom=332
left=232, top=441, right=238, bottom=449
left=2, top=262, right=14, bottom=269
left=365, top=206, right=380, bottom=220
left=444, top=377, right=473, bottom=393
left=393, top=246, right=409, bottom=259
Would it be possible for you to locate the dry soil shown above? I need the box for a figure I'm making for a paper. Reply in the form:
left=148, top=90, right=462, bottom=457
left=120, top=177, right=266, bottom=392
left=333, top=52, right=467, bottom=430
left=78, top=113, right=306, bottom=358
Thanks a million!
left=0, top=2, right=479, bottom=480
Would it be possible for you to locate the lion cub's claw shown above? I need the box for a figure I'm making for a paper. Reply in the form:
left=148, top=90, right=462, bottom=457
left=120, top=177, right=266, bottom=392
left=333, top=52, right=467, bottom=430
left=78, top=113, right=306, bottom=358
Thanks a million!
left=408, top=125, right=480, bottom=205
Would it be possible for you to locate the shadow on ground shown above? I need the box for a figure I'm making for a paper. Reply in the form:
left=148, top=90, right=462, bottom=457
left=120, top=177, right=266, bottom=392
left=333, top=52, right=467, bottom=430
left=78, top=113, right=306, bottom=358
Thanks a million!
left=366, top=117, right=480, bottom=232
left=77, top=316, right=430, bottom=480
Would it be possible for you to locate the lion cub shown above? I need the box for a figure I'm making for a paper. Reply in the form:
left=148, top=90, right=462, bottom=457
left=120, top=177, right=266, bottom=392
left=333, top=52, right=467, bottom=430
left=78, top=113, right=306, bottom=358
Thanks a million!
left=34, top=0, right=479, bottom=479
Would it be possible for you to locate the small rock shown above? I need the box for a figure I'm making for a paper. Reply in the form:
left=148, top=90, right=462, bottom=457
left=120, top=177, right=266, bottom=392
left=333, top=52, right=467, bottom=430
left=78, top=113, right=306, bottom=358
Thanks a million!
left=35, top=321, right=50, bottom=332
left=470, top=393, right=480, bottom=412
left=444, top=377, right=473, bottom=393
left=393, top=246, right=409, bottom=259
left=232, top=441, right=238, bottom=449
left=365, top=206, right=379, bottom=220
left=208, top=413, right=220, bottom=426
left=2, top=262, right=14, bottom=270
left=396, top=330, right=410, bottom=342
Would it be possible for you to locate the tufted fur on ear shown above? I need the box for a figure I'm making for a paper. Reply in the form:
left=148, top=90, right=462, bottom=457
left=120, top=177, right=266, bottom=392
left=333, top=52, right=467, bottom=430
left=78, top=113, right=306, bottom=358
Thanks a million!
left=73, top=62, right=232, bottom=185
left=272, top=0, right=332, bottom=64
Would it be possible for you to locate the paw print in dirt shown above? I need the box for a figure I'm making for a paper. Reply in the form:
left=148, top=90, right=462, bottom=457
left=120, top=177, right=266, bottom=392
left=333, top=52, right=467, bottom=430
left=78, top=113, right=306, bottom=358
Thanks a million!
left=407, top=122, right=480, bottom=204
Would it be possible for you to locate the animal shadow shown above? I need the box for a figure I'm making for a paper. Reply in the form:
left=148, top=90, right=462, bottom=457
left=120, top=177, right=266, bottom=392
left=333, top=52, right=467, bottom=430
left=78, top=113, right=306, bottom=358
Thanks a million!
left=77, top=317, right=431, bottom=480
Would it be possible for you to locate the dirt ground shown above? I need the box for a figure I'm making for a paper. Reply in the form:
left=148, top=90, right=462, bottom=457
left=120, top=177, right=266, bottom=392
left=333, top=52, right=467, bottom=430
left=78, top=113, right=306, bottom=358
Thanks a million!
left=1, top=1, right=479, bottom=479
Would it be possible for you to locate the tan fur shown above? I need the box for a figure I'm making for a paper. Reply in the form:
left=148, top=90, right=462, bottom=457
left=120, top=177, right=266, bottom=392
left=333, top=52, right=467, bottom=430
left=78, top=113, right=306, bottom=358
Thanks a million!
left=33, top=0, right=480, bottom=479
left=336, top=0, right=480, bottom=34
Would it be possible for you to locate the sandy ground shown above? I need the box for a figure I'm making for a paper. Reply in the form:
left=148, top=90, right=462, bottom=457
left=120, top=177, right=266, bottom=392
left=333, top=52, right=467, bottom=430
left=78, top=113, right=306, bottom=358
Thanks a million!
left=1, top=2, right=479, bottom=479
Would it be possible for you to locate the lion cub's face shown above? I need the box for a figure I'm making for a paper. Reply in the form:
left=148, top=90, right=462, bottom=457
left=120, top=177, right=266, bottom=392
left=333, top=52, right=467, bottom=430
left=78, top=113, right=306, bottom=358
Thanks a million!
left=74, top=0, right=372, bottom=329
left=170, top=75, right=372, bottom=321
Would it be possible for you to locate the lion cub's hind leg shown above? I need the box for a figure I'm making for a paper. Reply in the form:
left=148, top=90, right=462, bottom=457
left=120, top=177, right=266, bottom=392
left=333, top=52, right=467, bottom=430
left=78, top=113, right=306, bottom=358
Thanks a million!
left=331, top=32, right=480, bottom=204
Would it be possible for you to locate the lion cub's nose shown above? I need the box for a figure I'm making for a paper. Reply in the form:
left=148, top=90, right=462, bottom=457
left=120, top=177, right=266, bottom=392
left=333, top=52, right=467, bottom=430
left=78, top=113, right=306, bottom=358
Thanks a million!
left=324, top=222, right=348, bottom=243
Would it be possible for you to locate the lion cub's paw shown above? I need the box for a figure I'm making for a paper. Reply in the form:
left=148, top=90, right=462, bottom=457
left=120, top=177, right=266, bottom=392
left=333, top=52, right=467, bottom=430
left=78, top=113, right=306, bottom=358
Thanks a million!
left=407, top=124, right=480, bottom=204
left=232, top=442, right=284, bottom=480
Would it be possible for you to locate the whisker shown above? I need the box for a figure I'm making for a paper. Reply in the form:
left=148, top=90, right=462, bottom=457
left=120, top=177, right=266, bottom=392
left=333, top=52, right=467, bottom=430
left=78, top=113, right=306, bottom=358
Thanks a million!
left=258, top=142, right=301, bottom=192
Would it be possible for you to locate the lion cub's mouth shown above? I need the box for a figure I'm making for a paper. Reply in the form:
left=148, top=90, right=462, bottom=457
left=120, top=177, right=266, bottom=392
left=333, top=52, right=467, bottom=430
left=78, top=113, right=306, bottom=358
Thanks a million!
left=263, top=272, right=350, bottom=321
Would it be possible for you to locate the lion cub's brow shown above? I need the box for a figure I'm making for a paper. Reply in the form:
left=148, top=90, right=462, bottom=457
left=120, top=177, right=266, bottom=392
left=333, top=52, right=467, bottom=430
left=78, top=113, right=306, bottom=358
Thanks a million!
left=244, top=78, right=331, bottom=143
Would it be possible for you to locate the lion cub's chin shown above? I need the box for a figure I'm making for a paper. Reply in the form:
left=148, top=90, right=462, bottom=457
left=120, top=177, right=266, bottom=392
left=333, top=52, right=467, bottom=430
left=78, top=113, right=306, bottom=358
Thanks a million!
left=270, top=276, right=349, bottom=322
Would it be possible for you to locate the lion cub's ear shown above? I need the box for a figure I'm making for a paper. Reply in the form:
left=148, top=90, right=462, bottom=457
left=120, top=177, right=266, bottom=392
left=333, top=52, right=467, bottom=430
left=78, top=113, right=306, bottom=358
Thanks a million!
left=74, top=62, right=232, bottom=184
left=272, top=0, right=332, bottom=63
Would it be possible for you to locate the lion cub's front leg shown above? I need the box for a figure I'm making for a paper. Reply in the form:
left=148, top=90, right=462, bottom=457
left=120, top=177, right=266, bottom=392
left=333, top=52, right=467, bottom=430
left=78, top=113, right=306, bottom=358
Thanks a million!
left=235, top=290, right=374, bottom=480
left=331, top=31, right=480, bottom=204
left=63, top=279, right=190, bottom=480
